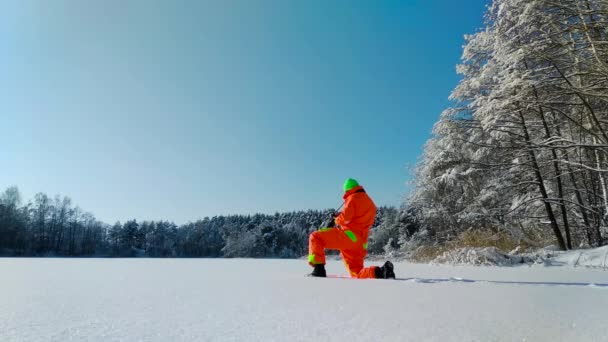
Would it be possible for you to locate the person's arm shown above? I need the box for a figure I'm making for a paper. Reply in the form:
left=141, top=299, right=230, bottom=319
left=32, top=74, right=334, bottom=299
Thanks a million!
left=335, top=196, right=355, bottom=227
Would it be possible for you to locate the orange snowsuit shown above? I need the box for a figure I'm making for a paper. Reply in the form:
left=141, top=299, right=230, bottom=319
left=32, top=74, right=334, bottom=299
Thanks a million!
left=308, top=186, right=378, bottom=278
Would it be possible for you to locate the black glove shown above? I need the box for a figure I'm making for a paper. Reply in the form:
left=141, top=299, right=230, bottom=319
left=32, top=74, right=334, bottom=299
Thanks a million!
left=321, top=216, right=336, bottom=228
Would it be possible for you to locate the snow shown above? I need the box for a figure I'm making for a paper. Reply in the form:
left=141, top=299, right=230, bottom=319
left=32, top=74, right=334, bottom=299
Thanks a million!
left=433, top=246, right=526, bottom=266
left=1, top=258, right=607, bottom=341
left=431, top=246, right=608, bottom=269
left=549, top=246, right=608, bottom=268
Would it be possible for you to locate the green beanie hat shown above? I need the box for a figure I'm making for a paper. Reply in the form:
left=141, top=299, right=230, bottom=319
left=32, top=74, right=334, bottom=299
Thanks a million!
left=343, top=178, right=359, bottom=192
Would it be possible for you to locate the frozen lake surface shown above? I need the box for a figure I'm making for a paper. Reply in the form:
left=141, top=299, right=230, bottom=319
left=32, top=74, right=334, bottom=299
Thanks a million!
left=1, top=258, right=607, bottom=341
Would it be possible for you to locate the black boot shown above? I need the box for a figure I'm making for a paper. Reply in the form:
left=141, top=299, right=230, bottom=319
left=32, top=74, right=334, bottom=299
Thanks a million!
left=309, top=264, right=326, bottom=277
left=375, top=261, right=395, bottom=279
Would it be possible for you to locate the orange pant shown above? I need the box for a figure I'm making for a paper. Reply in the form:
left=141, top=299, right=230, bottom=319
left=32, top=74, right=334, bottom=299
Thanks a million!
left=308, top=228, right=377, bottom=279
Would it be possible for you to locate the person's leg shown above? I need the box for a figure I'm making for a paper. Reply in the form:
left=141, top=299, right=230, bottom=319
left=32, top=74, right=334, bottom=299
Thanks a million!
left=308, top=228, right=352, bottom=266
left=341, top=248, right=378, bottom=279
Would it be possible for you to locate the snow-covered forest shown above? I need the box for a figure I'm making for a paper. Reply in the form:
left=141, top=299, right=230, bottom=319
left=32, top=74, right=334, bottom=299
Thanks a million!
left=0, top=186, right=417, bottom=257
left=410, top=0, right=608, bottom=252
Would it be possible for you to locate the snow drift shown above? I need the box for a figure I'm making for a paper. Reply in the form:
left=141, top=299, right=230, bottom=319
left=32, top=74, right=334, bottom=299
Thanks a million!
left=431, top=245, right=608, bottom=268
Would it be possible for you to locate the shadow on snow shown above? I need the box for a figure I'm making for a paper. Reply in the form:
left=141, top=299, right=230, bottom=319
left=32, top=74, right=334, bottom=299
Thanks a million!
left=396, top=277, right=608, bottom=288
left=324, top=275, right=608, bottom=288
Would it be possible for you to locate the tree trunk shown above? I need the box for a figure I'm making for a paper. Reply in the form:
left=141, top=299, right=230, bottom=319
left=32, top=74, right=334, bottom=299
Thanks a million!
left=517, top=108, right=567, bottom=250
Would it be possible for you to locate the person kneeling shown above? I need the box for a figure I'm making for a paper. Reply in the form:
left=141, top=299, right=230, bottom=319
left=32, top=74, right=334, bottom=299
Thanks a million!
left=308, top=178, right=395, bottom=279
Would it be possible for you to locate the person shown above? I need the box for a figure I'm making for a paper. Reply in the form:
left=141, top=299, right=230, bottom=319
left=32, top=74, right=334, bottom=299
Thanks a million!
left=308, top=178, right=395, bottom=279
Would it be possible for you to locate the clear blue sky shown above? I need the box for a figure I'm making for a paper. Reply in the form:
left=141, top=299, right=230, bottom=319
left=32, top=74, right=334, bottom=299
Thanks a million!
left=1, top=0, right=487, bottom=224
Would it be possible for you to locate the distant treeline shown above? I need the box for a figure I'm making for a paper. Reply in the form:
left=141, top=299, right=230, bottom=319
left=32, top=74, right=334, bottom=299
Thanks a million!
left=0, top=186, right=419, bottom=257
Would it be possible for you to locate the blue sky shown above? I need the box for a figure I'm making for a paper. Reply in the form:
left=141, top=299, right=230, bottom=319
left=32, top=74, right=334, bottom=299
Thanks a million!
left=1, top=0, right=487, bottom=223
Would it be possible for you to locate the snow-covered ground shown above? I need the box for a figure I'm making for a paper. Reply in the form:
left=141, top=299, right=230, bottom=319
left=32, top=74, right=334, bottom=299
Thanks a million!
left=1, top=258, right=607, bottom=342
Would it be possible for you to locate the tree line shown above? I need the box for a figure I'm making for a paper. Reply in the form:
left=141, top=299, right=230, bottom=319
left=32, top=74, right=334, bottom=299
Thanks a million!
left=411, top=0, right=608, bottom=250
left=0, top=186, right=418, bottom=257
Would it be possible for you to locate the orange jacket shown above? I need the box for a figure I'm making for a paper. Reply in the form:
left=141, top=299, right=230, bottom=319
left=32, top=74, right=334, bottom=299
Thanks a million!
left=335, top=186, right=377, bottom=242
